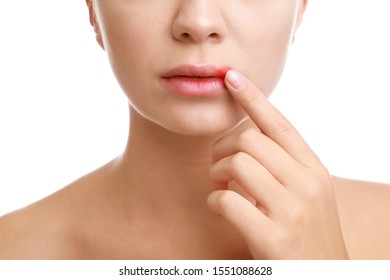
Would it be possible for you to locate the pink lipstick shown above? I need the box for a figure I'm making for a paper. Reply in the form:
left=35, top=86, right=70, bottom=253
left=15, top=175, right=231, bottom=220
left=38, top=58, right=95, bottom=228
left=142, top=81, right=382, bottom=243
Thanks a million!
left=162, top=65, right=231, bottom=97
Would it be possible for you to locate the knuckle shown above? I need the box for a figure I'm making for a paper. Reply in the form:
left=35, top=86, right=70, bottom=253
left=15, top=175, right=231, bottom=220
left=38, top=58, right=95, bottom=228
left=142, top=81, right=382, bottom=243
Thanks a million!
left=301, top=167, right=333, bottom=201
left=228, top=152, right=249, bottom=175
left=285, top=200, right=306, bottom=223
left=236, top=128, right=259, bottom=148
left=302, top=176, right=324, bottom=200
left=215, top=190, right=238, bottom=213
left=228, top=152, right=248, bottom=178
left=270, top=117, right=292, bottom=135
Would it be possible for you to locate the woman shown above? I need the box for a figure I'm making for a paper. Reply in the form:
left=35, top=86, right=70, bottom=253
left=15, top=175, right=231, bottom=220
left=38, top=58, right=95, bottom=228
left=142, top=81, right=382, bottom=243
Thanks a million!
left=1, top=0, right=390, bottom=259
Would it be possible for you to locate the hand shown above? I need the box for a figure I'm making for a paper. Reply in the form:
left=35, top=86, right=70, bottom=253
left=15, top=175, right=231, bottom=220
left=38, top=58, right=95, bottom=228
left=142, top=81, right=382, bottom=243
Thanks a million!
left=207, top=70, right=349, bottom=259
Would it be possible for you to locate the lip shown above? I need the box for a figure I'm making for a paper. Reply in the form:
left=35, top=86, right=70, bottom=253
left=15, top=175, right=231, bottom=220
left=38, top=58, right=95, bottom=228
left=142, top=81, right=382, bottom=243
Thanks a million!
left=162, top=64, right=231, bottom=97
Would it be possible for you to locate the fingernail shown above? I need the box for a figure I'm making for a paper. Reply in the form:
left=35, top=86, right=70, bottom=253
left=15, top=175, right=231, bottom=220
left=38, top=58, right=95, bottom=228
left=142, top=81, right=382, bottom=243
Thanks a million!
left=226, top=70, right=247, bottom=91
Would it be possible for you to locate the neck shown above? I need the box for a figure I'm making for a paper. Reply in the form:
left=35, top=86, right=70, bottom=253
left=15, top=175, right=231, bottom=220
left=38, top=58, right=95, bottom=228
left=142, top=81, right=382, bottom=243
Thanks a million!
left=117, top=108, right=254, bottom=212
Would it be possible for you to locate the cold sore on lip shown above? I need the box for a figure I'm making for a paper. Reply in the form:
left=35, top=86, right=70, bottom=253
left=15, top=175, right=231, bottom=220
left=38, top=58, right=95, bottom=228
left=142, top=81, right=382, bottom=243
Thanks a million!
left=162, top=65, right=233, bottom=97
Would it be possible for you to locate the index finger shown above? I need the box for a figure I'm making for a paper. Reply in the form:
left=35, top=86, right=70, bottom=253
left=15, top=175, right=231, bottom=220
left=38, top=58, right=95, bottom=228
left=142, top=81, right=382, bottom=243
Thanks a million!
left=225, top=69, right=320, bottom=167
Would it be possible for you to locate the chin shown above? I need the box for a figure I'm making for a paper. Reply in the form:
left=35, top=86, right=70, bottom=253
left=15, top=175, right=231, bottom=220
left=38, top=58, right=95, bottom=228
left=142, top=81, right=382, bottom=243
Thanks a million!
left=131, top=94, right=249, bottom=136
left=155, top=112, right=249, bottom=137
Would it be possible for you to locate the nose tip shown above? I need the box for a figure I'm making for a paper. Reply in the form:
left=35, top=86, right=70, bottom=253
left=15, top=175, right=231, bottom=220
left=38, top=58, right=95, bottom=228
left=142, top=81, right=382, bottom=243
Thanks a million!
left=172, top=2, right=226, bottom=44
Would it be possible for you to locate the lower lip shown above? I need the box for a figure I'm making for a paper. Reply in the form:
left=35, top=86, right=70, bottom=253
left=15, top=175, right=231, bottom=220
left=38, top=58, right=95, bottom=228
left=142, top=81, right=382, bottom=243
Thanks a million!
left=163, top=77, right=227, bottom=97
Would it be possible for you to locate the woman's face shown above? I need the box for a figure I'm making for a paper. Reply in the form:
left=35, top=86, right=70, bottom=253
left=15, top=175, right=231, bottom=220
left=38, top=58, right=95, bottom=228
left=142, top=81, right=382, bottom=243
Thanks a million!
left=89, top=0, right=307, bottom=136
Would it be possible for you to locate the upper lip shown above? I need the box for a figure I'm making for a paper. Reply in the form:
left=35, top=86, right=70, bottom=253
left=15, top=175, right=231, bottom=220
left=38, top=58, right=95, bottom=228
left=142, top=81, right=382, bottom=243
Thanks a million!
left=162, top=64, right=230, bottom=78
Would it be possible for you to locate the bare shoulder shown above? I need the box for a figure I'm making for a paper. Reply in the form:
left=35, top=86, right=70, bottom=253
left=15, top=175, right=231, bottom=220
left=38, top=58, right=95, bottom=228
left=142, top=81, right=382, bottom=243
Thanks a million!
left=0, top=159, right=119, bottom=259
left=0, top=183, right=88, bottom=259
left=0, top=195, right=73, bottom=259
left=333, top=176, right=390, bottom=259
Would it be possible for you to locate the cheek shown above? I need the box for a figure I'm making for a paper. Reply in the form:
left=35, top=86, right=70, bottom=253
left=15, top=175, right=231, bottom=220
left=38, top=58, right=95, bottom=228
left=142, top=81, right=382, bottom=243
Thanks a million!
left=103, top=19, right=151, bottom=81
left=235, top=10, right=296, bottom=97
left=97, top=4, right=164, bottom=92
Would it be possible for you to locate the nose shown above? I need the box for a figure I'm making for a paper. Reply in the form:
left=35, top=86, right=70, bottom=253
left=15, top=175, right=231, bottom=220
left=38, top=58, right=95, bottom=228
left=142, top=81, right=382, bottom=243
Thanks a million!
left=172, top=0, right=227, bottom=44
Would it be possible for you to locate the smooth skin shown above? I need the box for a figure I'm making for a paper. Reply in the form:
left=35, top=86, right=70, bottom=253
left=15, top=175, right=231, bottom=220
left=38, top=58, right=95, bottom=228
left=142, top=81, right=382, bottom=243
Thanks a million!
left=208, top=70, right=349, bottom=259
left=1, top=0, right=390, bottom=259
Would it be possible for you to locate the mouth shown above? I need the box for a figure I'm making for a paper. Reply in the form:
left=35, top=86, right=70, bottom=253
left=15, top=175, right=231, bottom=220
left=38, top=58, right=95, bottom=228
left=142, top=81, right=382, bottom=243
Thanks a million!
left=162, top=64, right=231, bottom=97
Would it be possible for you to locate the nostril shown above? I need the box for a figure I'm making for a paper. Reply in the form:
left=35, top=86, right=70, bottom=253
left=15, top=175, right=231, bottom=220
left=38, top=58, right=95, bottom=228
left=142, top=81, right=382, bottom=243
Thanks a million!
left=180, top=32, right=218, bottom=40
left=181, top=33, right=190, bottom=39
left=210, top=33, right=219, bottom=39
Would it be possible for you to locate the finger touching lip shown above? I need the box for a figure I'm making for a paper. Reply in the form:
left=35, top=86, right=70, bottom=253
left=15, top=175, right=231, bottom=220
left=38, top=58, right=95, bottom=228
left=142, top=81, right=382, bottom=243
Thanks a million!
left=162, top=64, right=232, bottom=97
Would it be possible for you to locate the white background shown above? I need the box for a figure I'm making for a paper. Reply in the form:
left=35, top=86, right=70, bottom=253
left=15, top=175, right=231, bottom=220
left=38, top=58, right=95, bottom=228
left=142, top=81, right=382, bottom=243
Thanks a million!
left=1, top=260, right=390, bottom=280
left=0, top=1, right=389, bottom=215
